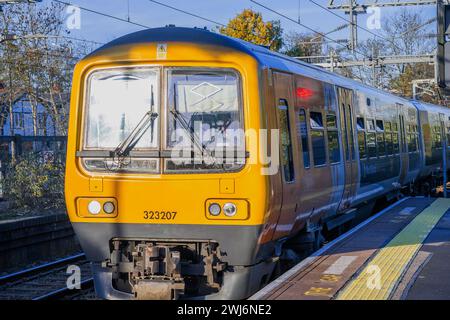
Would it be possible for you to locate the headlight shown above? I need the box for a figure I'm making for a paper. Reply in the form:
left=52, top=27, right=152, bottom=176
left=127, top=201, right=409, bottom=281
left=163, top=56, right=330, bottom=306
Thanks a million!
left=87, top=200, right=101, bottom=215
left=77, top=198, right=118, bottom=218
left=208, top=203, right=221, bottom=216
left=223, top=202, right=237, bottom=217
left=103, top=201, right=115, bottom=214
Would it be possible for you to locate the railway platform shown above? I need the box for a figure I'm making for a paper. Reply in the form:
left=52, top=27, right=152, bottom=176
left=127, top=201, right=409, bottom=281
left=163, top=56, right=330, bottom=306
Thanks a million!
left=251, top=196, right=450, bottom=300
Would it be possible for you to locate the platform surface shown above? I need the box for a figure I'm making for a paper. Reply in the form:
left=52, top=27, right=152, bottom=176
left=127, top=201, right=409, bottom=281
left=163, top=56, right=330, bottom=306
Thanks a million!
left=251, top=197, right=450, bottom=300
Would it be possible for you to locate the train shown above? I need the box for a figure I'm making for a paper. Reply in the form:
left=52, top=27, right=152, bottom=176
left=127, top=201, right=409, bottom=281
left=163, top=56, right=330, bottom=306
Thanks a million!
left=65, top=27, right=450, bottom=300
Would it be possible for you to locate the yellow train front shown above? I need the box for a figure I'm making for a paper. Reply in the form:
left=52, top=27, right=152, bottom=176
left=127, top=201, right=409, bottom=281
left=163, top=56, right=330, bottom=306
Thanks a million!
left=65, top=27, right=278, bottom=300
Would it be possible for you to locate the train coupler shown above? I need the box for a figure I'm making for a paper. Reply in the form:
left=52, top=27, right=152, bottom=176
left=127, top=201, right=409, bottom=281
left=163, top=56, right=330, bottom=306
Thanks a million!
left=107, top=239, right=226, bottom=299
left=134, top=279, right=185, bottom=300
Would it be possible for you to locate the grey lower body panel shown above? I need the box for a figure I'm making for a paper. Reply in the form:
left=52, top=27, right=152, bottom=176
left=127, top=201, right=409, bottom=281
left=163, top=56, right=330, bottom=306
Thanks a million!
left=91, top=260, right=276, bottom=300
left=72, top=222, right=278, bottom=300
left=71, top=222, right=271, bottom=266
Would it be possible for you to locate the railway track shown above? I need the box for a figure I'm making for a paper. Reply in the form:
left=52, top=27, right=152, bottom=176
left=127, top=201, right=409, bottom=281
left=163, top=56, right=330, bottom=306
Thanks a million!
left=0, top=200, right=395, bottom=300
left=0, top=253, right=94, bottom=300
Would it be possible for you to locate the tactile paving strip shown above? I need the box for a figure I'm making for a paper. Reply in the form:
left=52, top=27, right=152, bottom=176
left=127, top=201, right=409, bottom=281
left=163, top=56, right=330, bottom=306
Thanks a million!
left=337, top=198, right=450, bottom=300
left=251, top=197, right=436, bottom=300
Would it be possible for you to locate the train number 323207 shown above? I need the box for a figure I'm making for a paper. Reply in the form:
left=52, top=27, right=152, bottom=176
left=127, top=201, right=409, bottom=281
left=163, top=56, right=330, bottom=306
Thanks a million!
left=143, top=211, right=177, bottom=220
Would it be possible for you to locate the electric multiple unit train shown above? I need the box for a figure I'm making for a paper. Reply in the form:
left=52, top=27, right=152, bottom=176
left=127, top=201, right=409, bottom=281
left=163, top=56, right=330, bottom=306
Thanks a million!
left=65, top=27, right=450, bottom=300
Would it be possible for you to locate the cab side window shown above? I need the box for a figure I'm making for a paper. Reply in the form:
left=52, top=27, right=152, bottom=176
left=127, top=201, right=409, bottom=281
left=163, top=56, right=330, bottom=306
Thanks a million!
left=278, top=99, right=295, bottom=182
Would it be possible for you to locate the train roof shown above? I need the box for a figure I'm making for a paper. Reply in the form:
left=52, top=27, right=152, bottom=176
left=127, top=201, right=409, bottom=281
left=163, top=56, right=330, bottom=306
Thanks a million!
left=89, top=27, right=442, bottom=111
left=412, top=99, right=450, bottom=115
left=89, top=26, right=256, bottom=57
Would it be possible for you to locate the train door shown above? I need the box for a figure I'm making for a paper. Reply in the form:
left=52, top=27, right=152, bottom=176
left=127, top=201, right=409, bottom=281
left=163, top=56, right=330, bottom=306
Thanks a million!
left=398, top=106, right=408, bottom=184
left=337, top=87, right=357, bottom=211
left=272, top=71, right=299, bottom=238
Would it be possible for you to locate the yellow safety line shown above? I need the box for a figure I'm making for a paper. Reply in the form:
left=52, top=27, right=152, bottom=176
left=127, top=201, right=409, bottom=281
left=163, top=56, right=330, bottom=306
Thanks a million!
left=337, top=198, right=450, bottom=300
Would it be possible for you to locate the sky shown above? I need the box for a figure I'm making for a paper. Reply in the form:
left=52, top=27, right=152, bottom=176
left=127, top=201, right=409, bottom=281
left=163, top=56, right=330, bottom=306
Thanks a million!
left=40, top=0, right=437, bottom=50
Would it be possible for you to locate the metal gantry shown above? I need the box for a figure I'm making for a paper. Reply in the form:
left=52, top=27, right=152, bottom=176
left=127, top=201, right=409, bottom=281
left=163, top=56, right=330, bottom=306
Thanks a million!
left=296, top=53, right=436, bottom=68
left=328, top=0, right=437, bottom=9
left=327, top=0, right=438, bottom=53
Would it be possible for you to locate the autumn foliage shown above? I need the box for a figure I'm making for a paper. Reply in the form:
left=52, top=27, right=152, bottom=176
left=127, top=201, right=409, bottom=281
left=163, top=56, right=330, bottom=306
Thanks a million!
left=219, top=9, right=283, bottom=51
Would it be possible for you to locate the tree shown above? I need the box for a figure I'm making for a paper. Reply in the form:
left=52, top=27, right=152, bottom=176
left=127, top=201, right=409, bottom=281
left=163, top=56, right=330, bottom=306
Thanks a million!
left=389, top=63, right=437, bottom=103
left=0, top=3, right=93, bottom=140
left=283, top=31, right=323, bottom=58
left=219, top=9, right=283, bottom=51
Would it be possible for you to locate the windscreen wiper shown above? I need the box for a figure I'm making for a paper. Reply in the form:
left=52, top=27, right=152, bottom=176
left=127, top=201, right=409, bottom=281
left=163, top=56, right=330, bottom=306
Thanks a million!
left=169, top=108, right=219, bottom=166
left=114, top=85, right=158, bottom=158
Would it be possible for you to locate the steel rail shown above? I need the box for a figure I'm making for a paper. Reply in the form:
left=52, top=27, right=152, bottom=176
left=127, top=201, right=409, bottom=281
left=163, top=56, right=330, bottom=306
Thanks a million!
left=0, top=253, right=86, bottom=285
left=32, top=277, right=94, bottom=300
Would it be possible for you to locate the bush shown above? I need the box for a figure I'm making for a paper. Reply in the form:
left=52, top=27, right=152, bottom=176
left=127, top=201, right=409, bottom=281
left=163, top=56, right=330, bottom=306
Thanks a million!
left=3, top=154, right=65, bottom=210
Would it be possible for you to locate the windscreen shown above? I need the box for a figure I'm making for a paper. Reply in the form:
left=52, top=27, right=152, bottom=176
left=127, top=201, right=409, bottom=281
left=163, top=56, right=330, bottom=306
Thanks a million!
left=81, top=67, right=244, bottom=173
left=85, top=67, right=159, bottom=150
left=166, top=69, right=245, bottom=171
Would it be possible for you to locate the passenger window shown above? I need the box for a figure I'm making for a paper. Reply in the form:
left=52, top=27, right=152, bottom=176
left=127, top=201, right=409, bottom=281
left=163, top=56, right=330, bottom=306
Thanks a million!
left=408, top=134, right=417, bottom=152
left=433, top=126, right=442, bottom=148
left=310, top=111, right=324, bottom=129
left=367, top=132, right=377, bottom=158
left=391, top=122, right=399, bottom=154
left=356, top=117, right=366, bottom=159
left=385, top=121, right=392, bottom=132
left=366, top=118, right=376, bottom=158
left=385, top=121, right=393, bottom=155
left=358, top=132, right=366, bottom=159
left=298, top=109, right=310, bottom=168
left=375, top=119, right=384, bottom=158
left=367, top=119, right=375, bottom=131
left=312, top=131, right=326, bottom=166
left=310, top=112, right=326, bottom=166
left=393, top=132, right=399, bottom=154
left=407, top=123, right=419, bottom=152
left=327, top=131, right=340, bottom=163
left=327, top=113, right=340, bottom=164
left=392, top=122, right=398, bottom=132
left=326, top=113, right=337, bottom=129
left=278, top=99, right=295, bottom=182
left=356, top=117, right=365, bottom=131
left=376, top=120, right=384, bottom=131
left=377, top=132, right=386, bottom=156
left=385, top=133, right=393, bottom=155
